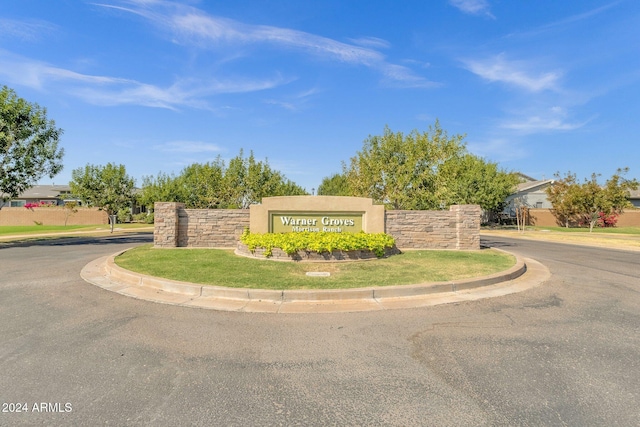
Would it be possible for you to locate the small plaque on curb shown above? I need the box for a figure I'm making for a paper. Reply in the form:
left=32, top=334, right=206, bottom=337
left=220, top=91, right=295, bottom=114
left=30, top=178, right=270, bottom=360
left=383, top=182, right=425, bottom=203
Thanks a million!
left=306, top=272, right=331, bottom=277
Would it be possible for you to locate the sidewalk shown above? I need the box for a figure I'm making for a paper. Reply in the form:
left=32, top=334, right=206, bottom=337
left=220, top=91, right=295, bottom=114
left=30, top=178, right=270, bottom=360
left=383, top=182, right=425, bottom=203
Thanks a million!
left=81, top=249, right=550, bottom=313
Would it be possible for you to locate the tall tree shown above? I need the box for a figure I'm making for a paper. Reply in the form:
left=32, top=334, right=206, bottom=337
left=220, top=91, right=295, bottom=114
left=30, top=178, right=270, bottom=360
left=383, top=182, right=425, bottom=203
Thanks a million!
left=345, top=121, right=467, bottom=209
left=70, top=163, right=136, bottom=232
left=546, top=172, right=580, bottom=227
left=139, top=150, right=307, bottom=210
left=178, top=160, right=226, bottom=209
left=0, top=86, right=64, bottom=208
left=547, top=168, right=639, bottom=231
left=223, top=151, right=294, bottom=208
left=438, top=154, right=519, bottom=212
left=344, top=121, right=515, bottom=210
left=138, top=172, right=183, bottom=210
left=317, top=173, right=352, bottom=196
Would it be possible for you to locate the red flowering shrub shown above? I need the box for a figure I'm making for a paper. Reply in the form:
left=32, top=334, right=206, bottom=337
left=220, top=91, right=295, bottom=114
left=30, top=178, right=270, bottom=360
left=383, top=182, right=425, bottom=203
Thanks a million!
left=597, top=212, right=618, bottom=227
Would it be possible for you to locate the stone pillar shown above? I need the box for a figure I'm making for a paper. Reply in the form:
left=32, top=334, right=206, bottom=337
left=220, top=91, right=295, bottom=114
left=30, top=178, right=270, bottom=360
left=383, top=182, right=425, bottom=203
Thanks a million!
left=452, top=205, right=481, bottom=250
left=154, top=202, right=183, bottom=248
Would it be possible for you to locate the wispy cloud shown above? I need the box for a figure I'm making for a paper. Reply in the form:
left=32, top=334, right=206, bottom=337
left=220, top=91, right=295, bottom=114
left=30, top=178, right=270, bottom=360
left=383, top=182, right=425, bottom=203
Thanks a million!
left=98, top=0, right=436, bottom=88
left=0, top=49, right=286, bottom=109
left=463, top=53, right=561, bottom=92
left=263, top=87, right=321, bottom=112
left=507, top=1, right=622, bottom=38
left=449, top=0, right=495, bottom=19
left=467, top=137, right=528, bottom=162
left=348, top=36, right=391, bottom=50
left=154, top=141, right=222, bottom=153
left=0, top=18, right=57, bottom=42
left=501, top=116, right=588, bottom=133
left=2, top=0, right=438, bottom=111
left=380, top=64, right=441, bottom=88
left=500, top=106, right=590, bottom=134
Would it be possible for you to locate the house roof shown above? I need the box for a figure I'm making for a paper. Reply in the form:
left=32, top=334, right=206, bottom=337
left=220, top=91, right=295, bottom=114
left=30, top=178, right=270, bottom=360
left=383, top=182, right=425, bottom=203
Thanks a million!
left=514, top=179, right=555, bottom=193
left=516, top=172, right=538, bottom=183
left=629, top=189, right=640, bottom=200
left=12, top=185, right=72, bottom=199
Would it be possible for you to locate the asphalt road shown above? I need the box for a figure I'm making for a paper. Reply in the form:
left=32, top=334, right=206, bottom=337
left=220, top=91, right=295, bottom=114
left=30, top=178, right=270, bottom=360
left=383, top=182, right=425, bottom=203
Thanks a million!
left=0, top=234, right=638, bottom=426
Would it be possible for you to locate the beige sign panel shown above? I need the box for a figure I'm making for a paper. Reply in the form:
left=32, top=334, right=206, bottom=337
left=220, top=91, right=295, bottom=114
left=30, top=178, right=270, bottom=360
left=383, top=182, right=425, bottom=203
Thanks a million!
left=250, top=196, right=385, bottom=234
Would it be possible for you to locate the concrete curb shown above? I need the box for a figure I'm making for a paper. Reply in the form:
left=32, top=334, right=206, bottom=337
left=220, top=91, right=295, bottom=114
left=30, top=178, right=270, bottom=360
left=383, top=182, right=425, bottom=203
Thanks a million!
left=80, top=249, right=550, bottom=313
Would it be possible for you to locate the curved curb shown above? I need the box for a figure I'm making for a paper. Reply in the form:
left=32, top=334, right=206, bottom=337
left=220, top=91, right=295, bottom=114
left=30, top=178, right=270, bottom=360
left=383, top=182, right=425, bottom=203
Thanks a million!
left=80, top=249, right=550, bottom=313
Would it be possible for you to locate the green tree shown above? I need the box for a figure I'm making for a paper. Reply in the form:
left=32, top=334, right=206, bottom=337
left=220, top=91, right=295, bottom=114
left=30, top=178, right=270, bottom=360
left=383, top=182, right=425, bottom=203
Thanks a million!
left=317, top=173, right=352, bottom=196
left=277, top=180, right=308, bottom=198
left=547, top=168, right=639, bottom=231
left=0, top=86, right=64, bottom=208
left=344, top=121, right=517, bottom=210
left=178, top=160, right=226, bottom=209
left=546, top=172, right=580, bottom=227
left=438, top=154, right=519, bottom=212
left=62, top=201, right=78, bottom=227
left=138, top=172, right=183, bottom=211
left=223, top=150, right=307, bottom=208
left=345, top=121, right=467, bottom=209
left=70, top=163, right=136, bottom=232
left=139, top=150, right=307, bottom=210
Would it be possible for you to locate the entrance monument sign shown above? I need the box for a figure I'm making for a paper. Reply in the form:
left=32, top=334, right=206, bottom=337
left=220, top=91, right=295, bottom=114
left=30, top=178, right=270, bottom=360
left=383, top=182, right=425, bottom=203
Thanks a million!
left=250, top=196, right=385, bottom=234
left=154, top=199, right=481, bottom=250
left=270, top=213, right=363, bottom=233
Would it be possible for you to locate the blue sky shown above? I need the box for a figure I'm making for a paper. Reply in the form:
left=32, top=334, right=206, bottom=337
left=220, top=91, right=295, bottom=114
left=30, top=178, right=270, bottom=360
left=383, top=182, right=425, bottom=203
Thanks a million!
left=2, top=0, right=639, bottom=192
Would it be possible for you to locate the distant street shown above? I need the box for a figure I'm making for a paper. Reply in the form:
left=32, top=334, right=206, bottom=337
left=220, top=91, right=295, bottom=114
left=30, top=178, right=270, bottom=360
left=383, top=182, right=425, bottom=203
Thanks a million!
left=1, top=234, right=639, bottom=426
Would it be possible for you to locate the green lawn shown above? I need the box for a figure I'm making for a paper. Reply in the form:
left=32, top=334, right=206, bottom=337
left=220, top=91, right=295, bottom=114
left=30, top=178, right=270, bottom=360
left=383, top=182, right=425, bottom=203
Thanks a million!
left=0, top=224, right=152, bottom=236
left=0, top=225, right=97, bottom=235
left=115, top=245, right=516, bottom=290
left=529, top=226, right=640, bottom=235
left=485, top=225, right=640, bottom=235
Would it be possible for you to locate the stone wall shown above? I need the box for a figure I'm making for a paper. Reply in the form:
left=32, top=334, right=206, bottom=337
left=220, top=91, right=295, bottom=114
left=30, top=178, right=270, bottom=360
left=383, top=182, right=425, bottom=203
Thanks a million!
left=0, top=207, right=108, bottom=226
left=385, top=205, right=481, bottom=250
left=153, top=202, right=180, bottom=247
left=154, top=202, right=250, bottom=248
left=154, top=201, right=481, bottom=250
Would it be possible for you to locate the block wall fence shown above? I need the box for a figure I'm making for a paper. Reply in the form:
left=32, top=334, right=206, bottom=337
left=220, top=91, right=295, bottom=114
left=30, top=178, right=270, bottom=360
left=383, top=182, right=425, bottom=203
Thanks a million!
left=154, top=202, right=481, bottom=250
left=0, top=207, right=108, bottom=226
left=526, top=208, right=640, bottom=227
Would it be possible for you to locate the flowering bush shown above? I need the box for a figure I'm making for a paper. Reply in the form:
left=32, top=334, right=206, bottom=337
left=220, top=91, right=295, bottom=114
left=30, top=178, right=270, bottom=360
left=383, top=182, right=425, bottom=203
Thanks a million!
left=597, top=212, right=618, bottom=227
left=240, top=229, right=396, bottom=258
left=24, top=201, right=56, bottom=209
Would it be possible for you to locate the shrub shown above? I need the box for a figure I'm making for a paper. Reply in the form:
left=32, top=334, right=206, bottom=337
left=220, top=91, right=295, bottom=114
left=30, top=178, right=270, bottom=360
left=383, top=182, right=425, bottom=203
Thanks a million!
left=240, top=229, right=396, bottom=258
left=132, top=212, right=154, bottom=224
left=117, top=208, right=131, bottom=224
left=597, top=212, right=618, bottom=227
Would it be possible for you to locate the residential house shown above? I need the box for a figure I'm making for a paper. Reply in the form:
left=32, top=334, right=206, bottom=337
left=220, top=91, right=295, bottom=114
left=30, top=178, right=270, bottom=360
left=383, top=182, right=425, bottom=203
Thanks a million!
left=629, top=190, right=640, bottom=208
left=499, top=175, right=554, bottom=222
left=2, top=184, right=145, bottom=215
left=1, top=185, right=77, bottom=208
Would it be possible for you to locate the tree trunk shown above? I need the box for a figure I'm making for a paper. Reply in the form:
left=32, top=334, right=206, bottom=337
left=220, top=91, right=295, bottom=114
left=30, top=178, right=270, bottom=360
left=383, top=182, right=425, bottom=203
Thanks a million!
left=109, top=214, right=117, bottom=233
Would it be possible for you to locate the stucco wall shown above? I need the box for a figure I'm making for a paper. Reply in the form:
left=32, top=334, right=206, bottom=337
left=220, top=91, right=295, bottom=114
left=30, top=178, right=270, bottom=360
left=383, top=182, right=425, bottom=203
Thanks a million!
left=154, top=201, right=481, bottom=250
left=0, top=207, right=108, bottom=226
